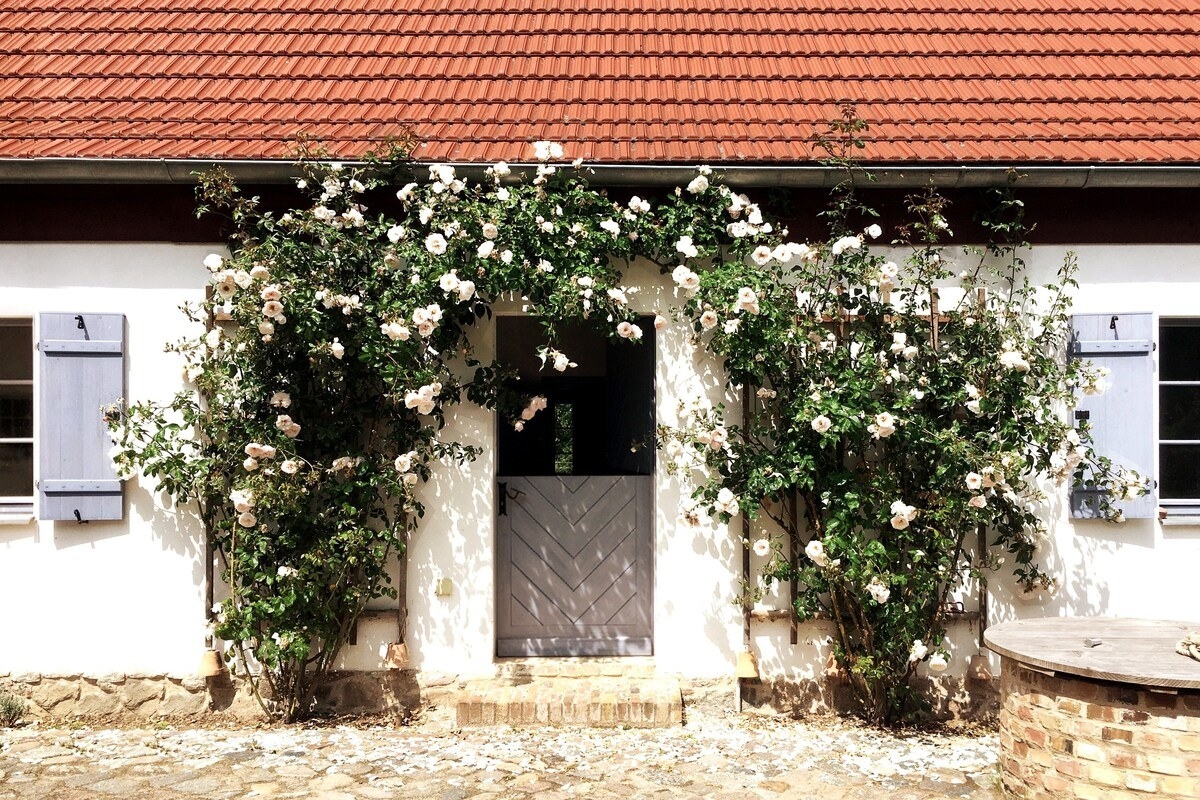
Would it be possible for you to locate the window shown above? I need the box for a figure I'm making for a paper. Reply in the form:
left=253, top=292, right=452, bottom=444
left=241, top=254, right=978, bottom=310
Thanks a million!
left=1159, top=319, right=1200, bottom=510
left=553, top=402, right=575, bottom=475
left=0, top=320, right=33, bottom=509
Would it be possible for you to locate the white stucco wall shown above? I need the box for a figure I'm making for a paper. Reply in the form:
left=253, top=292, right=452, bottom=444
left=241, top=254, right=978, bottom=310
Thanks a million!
left=2, top=241, right=1197, bottom=683
left=0, top=242, right=211, bottom=675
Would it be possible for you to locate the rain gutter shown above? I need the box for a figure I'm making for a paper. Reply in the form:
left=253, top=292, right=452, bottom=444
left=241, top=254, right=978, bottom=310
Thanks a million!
left=4, top=158, right=1200, bottom=189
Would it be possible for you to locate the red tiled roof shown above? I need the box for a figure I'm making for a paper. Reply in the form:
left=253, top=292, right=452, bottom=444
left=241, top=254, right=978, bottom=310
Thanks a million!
left=3, top=0, right=1200, bottom=165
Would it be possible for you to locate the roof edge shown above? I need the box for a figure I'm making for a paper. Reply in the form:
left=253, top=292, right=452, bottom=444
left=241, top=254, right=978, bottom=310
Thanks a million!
left=3, top=159, right=1200, bottom=189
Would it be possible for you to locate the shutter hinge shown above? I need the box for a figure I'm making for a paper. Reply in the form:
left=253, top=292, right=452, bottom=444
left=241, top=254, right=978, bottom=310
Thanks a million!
left=1075, top=410, right=1090, bottom=420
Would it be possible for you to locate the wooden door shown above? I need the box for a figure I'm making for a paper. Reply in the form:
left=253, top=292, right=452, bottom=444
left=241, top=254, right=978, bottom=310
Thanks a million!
left=494, top=317, right=655, bottom=657
left=495, top=475, right=652, bottom=656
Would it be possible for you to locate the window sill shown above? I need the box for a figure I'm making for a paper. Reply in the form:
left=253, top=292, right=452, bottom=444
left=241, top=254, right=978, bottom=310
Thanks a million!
left=1161, top=515, right=1200, bottom=527
left=0, top=510, right=35, bottom=525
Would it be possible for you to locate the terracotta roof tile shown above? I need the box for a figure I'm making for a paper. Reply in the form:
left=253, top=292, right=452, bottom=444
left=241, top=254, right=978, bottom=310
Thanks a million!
left=2, top=2, right=1200, bottom=164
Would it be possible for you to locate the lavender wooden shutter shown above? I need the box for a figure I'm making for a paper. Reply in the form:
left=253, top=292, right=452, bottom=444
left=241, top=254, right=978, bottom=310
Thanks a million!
left=1069, top=312, right=1156, bottom=519
left=38, top=313, right=125, bottom=521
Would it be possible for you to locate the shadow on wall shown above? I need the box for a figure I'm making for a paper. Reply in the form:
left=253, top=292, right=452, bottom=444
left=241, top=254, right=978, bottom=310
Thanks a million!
left=127, top=482, right=205, bottom=596
left=989, top=488, right=1138, bottom=625
left=656, top=296, right=747, bottom=671
left=406, top=401, right=496, bottom=672
left=0, top=518, right=39, bottom=545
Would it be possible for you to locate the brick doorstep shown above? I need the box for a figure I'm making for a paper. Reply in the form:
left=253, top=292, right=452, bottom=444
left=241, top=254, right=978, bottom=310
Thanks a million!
left=454, top=675, right=684, bottom=728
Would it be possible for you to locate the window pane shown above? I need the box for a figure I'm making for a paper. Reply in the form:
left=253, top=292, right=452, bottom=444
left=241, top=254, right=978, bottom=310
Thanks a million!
left=1160, top=322, right=1200, bottom=381
left=553, top=403, right=574, bottom=475
left=0, top=384, right=32, bottom=438
left=0, top=443, right=32, bottom=497
left=0, top=322, right=32, bottom=381
left=1160, top=385, right=1200, bottom=440
left=1160, top=444, right=1200, bottom=500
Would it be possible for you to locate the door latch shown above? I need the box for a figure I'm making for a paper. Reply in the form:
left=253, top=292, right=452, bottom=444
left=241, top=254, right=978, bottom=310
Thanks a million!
left=497, top=483, right=525, bottom=516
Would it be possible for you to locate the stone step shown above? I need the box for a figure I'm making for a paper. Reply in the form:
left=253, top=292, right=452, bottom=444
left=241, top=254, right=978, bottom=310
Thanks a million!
left=493, top=657, right=660, bottom=681
left=454, top=675, right=683, bottom=728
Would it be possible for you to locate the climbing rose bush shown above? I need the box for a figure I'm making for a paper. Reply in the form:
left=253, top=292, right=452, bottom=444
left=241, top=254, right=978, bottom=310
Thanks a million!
left=658, top=121, right=1145, bottom=723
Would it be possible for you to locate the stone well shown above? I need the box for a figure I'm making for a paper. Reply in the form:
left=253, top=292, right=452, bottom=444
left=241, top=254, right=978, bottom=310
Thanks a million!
left=986, top=617, right=1200, bottom=799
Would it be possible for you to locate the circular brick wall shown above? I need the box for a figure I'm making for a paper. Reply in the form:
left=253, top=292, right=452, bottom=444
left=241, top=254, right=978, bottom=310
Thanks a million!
left=998, top=658, right=1200, bottom=799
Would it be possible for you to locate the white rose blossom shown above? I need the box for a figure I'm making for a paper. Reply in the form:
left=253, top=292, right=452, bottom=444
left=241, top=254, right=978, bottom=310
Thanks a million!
left=230, top=489, right=254, bottom=513
left=714, top=487, right=739, bottom=516
left=276, top=414, right=301, bottom=438
left=382, top=321, right=411, bottom=341
left=866, top=576, right=890, bottom=604
left=869, top=411, right=897, bottom=439
left=517, top=395, right=548, bottom=423
left=532, top=141, right=564, bottom=161
left=735, top=287, right=760, bottom=315
left=805, top=539, right=831, bottom=568
left=404, top=383, right=441, bottom=416
left=890, top=499, right=917, bottom=530
left=425, top=233, right=448, bottom=255
left=672, top=265, right=700, bottom=294
left=830, top=235, right=861, bottom=256
left=616, top=321, right=642, bottom=340
left=752, top=538, right=771, bottom=557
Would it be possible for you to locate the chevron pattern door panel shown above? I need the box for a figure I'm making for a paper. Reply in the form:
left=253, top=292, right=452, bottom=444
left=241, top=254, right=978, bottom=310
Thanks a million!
left=496, top=475, right=653, bottom=656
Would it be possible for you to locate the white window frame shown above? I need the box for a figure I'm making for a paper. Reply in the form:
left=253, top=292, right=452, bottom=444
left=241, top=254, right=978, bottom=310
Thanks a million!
left=1158, top=317, right=1200, bottom=519
left=0, top=317, right=34, bottom=516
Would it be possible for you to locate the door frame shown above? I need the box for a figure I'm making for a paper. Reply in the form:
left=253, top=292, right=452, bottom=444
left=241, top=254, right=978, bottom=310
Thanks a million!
left=491, top=314, right=657, bottom=658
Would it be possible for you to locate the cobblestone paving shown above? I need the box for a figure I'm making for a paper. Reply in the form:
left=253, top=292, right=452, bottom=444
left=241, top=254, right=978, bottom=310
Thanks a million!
left=0, top=708, right=1003, bottom=799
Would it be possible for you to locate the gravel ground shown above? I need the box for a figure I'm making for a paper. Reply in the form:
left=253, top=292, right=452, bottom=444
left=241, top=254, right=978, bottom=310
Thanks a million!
left=0, top=707, right=1004, bottom=799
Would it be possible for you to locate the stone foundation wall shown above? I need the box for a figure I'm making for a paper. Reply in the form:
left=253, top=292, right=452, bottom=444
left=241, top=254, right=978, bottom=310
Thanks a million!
left=737, top=673, right=1000, bottom=723
left=998, top=658, right=1200, bottom=799
left=0, top=670, right=421, bottom=721
left=0, top=667, right=997, bottom=724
